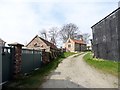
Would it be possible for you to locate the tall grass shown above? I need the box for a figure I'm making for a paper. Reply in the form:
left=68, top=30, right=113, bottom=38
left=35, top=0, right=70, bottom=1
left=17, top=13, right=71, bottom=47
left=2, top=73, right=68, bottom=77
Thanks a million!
left=83, top=52, right=119, bottom=76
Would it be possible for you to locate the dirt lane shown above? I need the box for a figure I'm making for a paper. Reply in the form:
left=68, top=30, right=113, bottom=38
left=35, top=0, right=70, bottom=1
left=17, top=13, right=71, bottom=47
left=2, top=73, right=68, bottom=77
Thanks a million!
left=40, top=53, right=118, bottom=88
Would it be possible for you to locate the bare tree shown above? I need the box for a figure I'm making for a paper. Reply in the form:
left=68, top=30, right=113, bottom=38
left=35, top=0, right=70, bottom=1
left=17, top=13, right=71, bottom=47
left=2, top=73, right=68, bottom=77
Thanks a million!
left=48, top=27, right=59, bottom=45
left=39, top=29, right=48, bottom=40
left=82, top=33, right=90, bottom=44
left=75, top=34, right=83, bottom=40
left=59, top=23, right=81, bottom=43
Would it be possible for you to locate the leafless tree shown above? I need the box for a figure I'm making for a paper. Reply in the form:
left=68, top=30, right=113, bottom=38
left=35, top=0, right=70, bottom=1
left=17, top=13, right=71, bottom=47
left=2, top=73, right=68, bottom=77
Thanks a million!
left=82, top=33, right=91, bottom=44
left=48, top=27, right=59, bottom=45
left=59, top=23, right=81, bottom=43
left=75, top=34, right=83, bottom=40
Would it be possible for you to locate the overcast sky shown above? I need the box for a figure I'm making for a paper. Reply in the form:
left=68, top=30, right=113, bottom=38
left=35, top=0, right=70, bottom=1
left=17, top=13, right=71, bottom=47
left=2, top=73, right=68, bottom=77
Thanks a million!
left=0, top=0, right=119, bottom=47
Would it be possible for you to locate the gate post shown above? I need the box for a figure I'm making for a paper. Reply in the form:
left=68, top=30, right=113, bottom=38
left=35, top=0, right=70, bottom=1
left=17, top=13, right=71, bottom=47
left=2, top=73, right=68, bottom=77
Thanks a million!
left=8, top=42, right=24, bottom=79
left=0, top=46, right=2, bottom=89
left=42, top=49, right=50, bottom=64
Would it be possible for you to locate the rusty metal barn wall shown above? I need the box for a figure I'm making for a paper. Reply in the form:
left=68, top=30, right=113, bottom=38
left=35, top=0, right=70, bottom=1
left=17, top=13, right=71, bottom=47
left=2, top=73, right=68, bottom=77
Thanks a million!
left=92, top=8, right=119, bottom=61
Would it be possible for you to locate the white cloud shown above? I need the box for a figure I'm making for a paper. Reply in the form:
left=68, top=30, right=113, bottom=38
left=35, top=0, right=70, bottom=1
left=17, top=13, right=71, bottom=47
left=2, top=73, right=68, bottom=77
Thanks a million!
left=0, top=0, right=119, bottom=47
left=0, top=1, right=62, bottom=45
left=0, top=2, right=39, bottom=44
left=53, top=2, right=118, bottom=35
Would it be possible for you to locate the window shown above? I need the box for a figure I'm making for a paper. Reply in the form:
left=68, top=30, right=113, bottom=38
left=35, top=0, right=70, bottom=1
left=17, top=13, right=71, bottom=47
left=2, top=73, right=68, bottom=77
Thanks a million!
left=34, top=43, right=37, bottom=47
left=68, top=44, right=71, bottom=48
left=40, top=45, right=43, bottom=47
left=68, top=40, right=71, bottom=43
left=34, top=43, right=39, bottom=47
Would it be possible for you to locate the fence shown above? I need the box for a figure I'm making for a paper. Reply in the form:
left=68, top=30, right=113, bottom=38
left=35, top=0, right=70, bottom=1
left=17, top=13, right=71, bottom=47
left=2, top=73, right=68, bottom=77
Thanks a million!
left=21, top=49, right=42, bottom=74
left=1, top=44, right=62, bottom=85
left=1, top=46, right=42, bottom=83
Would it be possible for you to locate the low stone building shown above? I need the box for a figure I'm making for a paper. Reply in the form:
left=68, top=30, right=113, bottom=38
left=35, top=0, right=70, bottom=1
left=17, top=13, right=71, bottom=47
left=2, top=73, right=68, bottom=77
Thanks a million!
left=91, top=7, right=120, bottom=61
left=64, top=38, right=86, bottom=52
left=26, top=35, right=57, bottom=52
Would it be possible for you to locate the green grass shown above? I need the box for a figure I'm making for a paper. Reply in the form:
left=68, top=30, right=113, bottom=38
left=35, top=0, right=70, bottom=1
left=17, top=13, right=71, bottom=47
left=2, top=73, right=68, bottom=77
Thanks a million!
left=83, top=52, right=120, bottom=76
left=4, top=52, right=75, bottom=89
left=63, top=52, right=76, bottom=57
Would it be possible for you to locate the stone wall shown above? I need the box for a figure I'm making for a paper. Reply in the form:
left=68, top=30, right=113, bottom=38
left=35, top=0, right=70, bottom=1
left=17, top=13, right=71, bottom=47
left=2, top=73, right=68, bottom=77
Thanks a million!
left=42, top=49, right=62, bottom=64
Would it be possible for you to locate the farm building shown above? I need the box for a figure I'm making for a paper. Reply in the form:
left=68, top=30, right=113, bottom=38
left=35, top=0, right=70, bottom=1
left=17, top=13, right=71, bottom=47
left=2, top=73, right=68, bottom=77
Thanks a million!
left=0, top=38, right=6, bottom=47
left=26, top=35, right=57, bottom=52
left=64, top=37, right=86, bottom=52
left=91, top=7, right=120, bottom=61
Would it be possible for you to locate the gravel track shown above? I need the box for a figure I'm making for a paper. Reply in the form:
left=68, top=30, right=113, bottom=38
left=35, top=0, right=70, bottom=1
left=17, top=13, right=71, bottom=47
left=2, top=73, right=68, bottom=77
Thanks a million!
left=41, top=53, right=118, bottom=88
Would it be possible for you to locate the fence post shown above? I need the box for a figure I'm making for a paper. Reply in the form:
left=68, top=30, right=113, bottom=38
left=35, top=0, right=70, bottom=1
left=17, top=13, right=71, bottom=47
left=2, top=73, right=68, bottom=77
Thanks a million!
left=42, top=49, right=46, bottom=64
left=8, top=42, right=24, bottom=79
left=42, top=49, right=50, bottom=64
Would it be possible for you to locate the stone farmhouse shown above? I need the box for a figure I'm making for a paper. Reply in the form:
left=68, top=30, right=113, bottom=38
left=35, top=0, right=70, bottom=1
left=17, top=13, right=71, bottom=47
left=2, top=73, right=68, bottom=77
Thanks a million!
left=26, top=35, right=57, bottom=52
left=64, top=38, right=87, bottom=52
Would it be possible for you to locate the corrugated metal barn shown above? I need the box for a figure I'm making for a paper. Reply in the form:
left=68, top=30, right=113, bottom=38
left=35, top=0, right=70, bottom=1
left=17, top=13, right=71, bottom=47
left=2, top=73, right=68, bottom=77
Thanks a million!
left=91, top=7, right=120, bottom=61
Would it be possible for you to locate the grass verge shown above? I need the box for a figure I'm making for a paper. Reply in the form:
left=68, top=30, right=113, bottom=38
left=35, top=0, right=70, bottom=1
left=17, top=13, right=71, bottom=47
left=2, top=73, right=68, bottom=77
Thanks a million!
left=73, top=52, right=85, bottom=57
left=83, top=52, right=120, bottom=76
left=3, top=52, right=75, bottom=89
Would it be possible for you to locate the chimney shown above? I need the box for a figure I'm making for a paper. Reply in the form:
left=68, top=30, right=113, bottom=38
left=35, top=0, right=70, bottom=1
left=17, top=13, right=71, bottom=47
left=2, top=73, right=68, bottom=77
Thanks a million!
left=50, top=37, right=56, bottom=45
left=80, top=35, right=83, bottom=41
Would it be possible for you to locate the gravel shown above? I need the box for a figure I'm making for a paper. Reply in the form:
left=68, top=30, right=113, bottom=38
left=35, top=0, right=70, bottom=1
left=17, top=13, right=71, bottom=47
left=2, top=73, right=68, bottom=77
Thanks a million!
left=40, top=53, right=118, bottom=88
